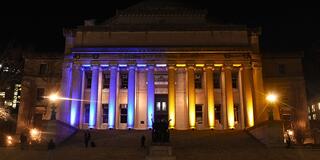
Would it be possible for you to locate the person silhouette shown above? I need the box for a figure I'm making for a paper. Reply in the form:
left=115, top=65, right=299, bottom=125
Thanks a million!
left=141, top=135, right=146, bottom=148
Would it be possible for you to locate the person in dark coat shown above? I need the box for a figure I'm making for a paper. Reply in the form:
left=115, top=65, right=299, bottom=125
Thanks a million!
left=84, top=131, right=89, bottom=148
left=141, top=135, right=146, bottom=148
left=48, top=139, right=56, bottom=150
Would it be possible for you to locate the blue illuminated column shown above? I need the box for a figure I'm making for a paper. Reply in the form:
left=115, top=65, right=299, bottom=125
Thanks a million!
left=60, top=63, right=72, bottom=123
left=89, top=65, right=99, bottom=128
left=127, top=66, right=135, bottom=128
left=147, top=66, right=155, bottom=128
left=108, top=66, right=118, bottom=129
left=70, top=63, right=83, bottom=127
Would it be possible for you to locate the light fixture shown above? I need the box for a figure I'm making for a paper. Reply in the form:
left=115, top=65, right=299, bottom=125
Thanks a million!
left=214, top=64, right=223, bottom=67
left=176, top=64, right=186, bottom=67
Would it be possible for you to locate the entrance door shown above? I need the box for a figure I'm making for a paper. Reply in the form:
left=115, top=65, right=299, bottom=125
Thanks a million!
left=195, top=104, right=204, bottom=129
left=154, top=94, right=168, bottom=122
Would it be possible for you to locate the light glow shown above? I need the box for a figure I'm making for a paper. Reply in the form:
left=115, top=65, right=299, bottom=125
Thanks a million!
left=137, top=64, right=147, bottom=67
left=266, top=93, right=277, bottom=103
left=82, top=64, right=91, bottom=67
left=30, top=128, right=41, bottom=142
left=89, top=67, right=99, bottom=128
left=147, top=67, right=155, bottom=128
left=195, top=64, right=205, bottom=67
left=100, top=64, right=109, bottom=67
left=48, top=93, right=59, bottom=102
left=233, top=64, right=242, bottom=67
left=206, top=68, right=214, bottom=128
left=108, top=67, right=117, bottom=128
left=127, top=67, right=135, bottom=128
left=168, top=67, right=175, bottom=128
left=176, top=64, right=186, bottom=67
left=214, top=64, right=223, bottom=67
left=188, top=68, right=195, bottom=128
left=156, top=64, right=167, bottom=67
left=118, top=64, right=127, bottom=67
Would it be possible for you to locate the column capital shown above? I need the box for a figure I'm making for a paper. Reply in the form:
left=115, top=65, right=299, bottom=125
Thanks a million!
left=242, top=63, right=253, bottom=70
left=168, top=64, right=176, bottom=70
left=187, top=65, right=195, bottom=70
left=91, top=64, right=100, bottom=70
left=223, top=64, right=233, bottom=70
left=205, top=65, right=214, bottom=70
left=128, top=65, right=136, bottom=70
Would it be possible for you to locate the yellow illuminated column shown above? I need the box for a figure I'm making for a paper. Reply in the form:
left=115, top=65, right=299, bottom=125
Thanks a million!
left=168, top=65, right=176, bottom=128
left=205, top=66, right=215, bottom=129
left=252, top=64, right=267, bottom=123
left=188, top=66, right=196, bottom=128
left=224, top=65, right=235, bottom=129
left=242, top=65, right=254, bottom=127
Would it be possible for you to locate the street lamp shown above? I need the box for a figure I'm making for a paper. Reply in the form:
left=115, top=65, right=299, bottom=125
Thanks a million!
left=266, top=93, right=278, bottom=120
left=48, top=93, right=59, bottom=120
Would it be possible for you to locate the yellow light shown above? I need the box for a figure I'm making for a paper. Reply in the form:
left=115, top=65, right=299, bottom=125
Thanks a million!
left=287, top=129, right=294, bottom=136
left=214, top=64, right=223, bottom=67
left=233, top=64, right=242, bottom=67
left=247, top=101, right=254, bottom=127
left=7, top=136, right=12, bottom=140
left=168, top=67, right=175, bottom=128
left=30, top=128, right=41, bottom=141
left=48, top=93, right=59, bottom=102
left=266, top=93, right=277, bottom=103
left=195, top=64, right=204, bottom=67
left=176, top=64, right=186, bottom=67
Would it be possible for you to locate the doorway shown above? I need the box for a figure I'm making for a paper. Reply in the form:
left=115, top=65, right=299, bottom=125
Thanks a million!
left=154, top=94, right=168, bottom=122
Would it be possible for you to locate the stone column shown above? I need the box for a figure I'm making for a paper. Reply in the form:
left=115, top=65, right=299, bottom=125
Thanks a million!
left=205, top=66, right=215, bottom=129
left=168, top=65, right=176, bottom=129
left=96, top=67, right=103, bottom=128
left=127, top=66, right=136, bottom=129
left=108, top=66, right=118, bottom=129
left=224, top=65, right=235, bottom=129
left=70, top=63, right=83, bottom=127
left=89, top=65, right=99, bottom=128
left=221, top=68, right=227, bottom=129
left=147, top=65, right=155, bottom=129
left=242, top=65, right=255, bottom=127
left=60, top=62, right=72, bottom=123
left=187, top=66, right=196, bottom=129
left=238, top=68, right=245, bottom=129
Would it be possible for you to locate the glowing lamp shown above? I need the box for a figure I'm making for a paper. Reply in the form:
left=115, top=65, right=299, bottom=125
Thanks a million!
left=48, top=93, right=59, bottom=102
left=214, top=64, right=223, bottom=67
left=266, top=93, right=277, bottom=103
left=233, top=64, right=242, bottom=67
left=195, top=64, right=205, bottom=67
left=176, top=64, right=186, bottom=67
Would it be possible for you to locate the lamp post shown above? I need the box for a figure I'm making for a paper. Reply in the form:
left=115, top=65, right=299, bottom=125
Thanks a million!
left=48, top=93, right=59, bottom=120
left=266, top=93, right=277, bottom=120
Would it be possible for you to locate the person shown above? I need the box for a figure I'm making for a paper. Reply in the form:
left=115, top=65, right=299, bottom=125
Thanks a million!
left=20, top=132, right=27, bottom=150
left=141, top=135, right=146, bottom=148
left=48, top=139, right=55, bottom=150
left=91, top=141, right=96, bottom=148
left=84, top=131, right=89, bottom=148
left=286, top=133, right=291, bottom=148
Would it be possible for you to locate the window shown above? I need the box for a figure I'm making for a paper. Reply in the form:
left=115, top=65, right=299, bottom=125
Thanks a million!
left=195, top=72, right=202, bottom=89
left=214, top=72, right=221, bottom=88
left=232, top=72, right=238, bottom=89
left=102, top=104, right=108, bottom=123
left=120, top=72, right=128, bottom=89
left=86, top=72, right=92, bottom=88
left=103, top=73, right=110, bottom=89
left=312, top=105, right=316, bottom=112
left=120, top=104, right=128, bottom=123
left=234, top=104, right=240, bottom=122
left=278, top=64, right=286, bottom=74
left=84, top=104, right=90, bottom=123
left=215, top=104, right=221, bottom=123
left=195, top=104, right=203, bottom=124
left=39, top=64, right=48, bottom=75
left=36, top=88, right=45, bottom=101
left=313, top=114, right=317, bottom=120
left=156, top=101, right=167, bottom=111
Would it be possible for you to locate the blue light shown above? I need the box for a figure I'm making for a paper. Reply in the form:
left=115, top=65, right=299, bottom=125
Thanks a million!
left=147, top=67, right=154, bottom=128
left=127, top=67, right=135, bottom=128
left=89, top=66, right=99, bottom=128
left=108, top=66, right=117, bottom=128
left=70, top=67, right=83, bottom=126
left=156, top=64, right=167, bottom=67
left=137, top=64, right=147, bottom=67
left=82, top=64, right=91, bottom=67
left=118, top=64, right=127, bottom=67
left=100, top=64, right=109, bottom=67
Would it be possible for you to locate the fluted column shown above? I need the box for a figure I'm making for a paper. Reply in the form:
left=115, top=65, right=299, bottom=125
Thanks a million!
left=127, top=66, right=135, bottom=129
left=96, top=67, right=103, bottom=128
left=147, top=66, right=155, bottom=128
left=108, top=66, right=118, bottom=129
left=242, top=65, right=254, bottom=127
left=188, top=66, right=196, bottom=129
left=60, top=63, right=72, bottom=123
left=89, top=65, right=99, bottom=128
left=224, top=65, right=235, bottom=129
left=168, top=65, right=176, bottom=128
left=70, top=63, right=83, bottom=127
left=205, top=66, right=215, bottom=129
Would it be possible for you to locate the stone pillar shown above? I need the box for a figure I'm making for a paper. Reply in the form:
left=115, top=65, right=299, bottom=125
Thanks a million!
left=70, top=63, right=83, bottom=127
left=89, top=65, right=99, bottom=128
left=127, top=66, right=135, bottom=129
left=221, top=69, right=227, bottom=129
left=147, top=66, right=155, bottom=129
left=205, top=66, right=215, bottom=129
left=187, top=66, right=196, bottom=129
left=238, top=68, right=245, bottom=129
left=60, top=63, right=72, bottom=123
left=224, top=65, right=235, bottom=129
left=96, top=67, right=103, bottom=128
left=168, top=65, right=176, bottom=128
left=242, top=65, right=255, bottom=127
left=108, top=66, right=118, bottom=129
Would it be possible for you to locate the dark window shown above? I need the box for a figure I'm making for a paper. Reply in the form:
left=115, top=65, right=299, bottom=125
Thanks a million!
left=195, top=104, right=203, bottom=124
left=278, top=64, right=286, bottom=74
left=120, top=72, right=128, bottom=89
left=102, top=104, right=108, bottom=123
left=36, top=88, right=45, bottom=101
left=214, top=72, right=221, bottom=88
left=84, top=104, right=90, bottom=123
left=86, top=72, right=92, bottom=88
left=215, top=104, right=221, bottom=123
left=232, top=72, right=238, bottom=89
left=103, top=73, right=110, bottom=89
left=195, top=72, right=202, bottom=89
left=120, top=104, right=128, bottom=123
left=39, top=64, right=48, bottom=75
left=234, top=104, right=240, bottom=122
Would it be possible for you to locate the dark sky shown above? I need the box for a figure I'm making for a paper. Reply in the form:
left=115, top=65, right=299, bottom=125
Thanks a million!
left=0, top=0, right=319, bottom=53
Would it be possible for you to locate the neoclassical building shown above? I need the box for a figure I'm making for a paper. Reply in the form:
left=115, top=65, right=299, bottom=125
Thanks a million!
left=17, top=0, right=308, bottom=132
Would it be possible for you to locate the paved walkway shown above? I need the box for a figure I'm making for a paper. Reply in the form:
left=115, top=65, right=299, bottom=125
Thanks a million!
left=1, top=130, right=319, bottom=160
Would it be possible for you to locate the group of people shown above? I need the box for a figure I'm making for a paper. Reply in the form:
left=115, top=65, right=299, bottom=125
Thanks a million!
left=152, top=119, right=170, bottom=143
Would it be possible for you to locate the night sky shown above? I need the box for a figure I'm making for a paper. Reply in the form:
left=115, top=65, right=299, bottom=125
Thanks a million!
left=0, top=0, right=319, bottom=53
